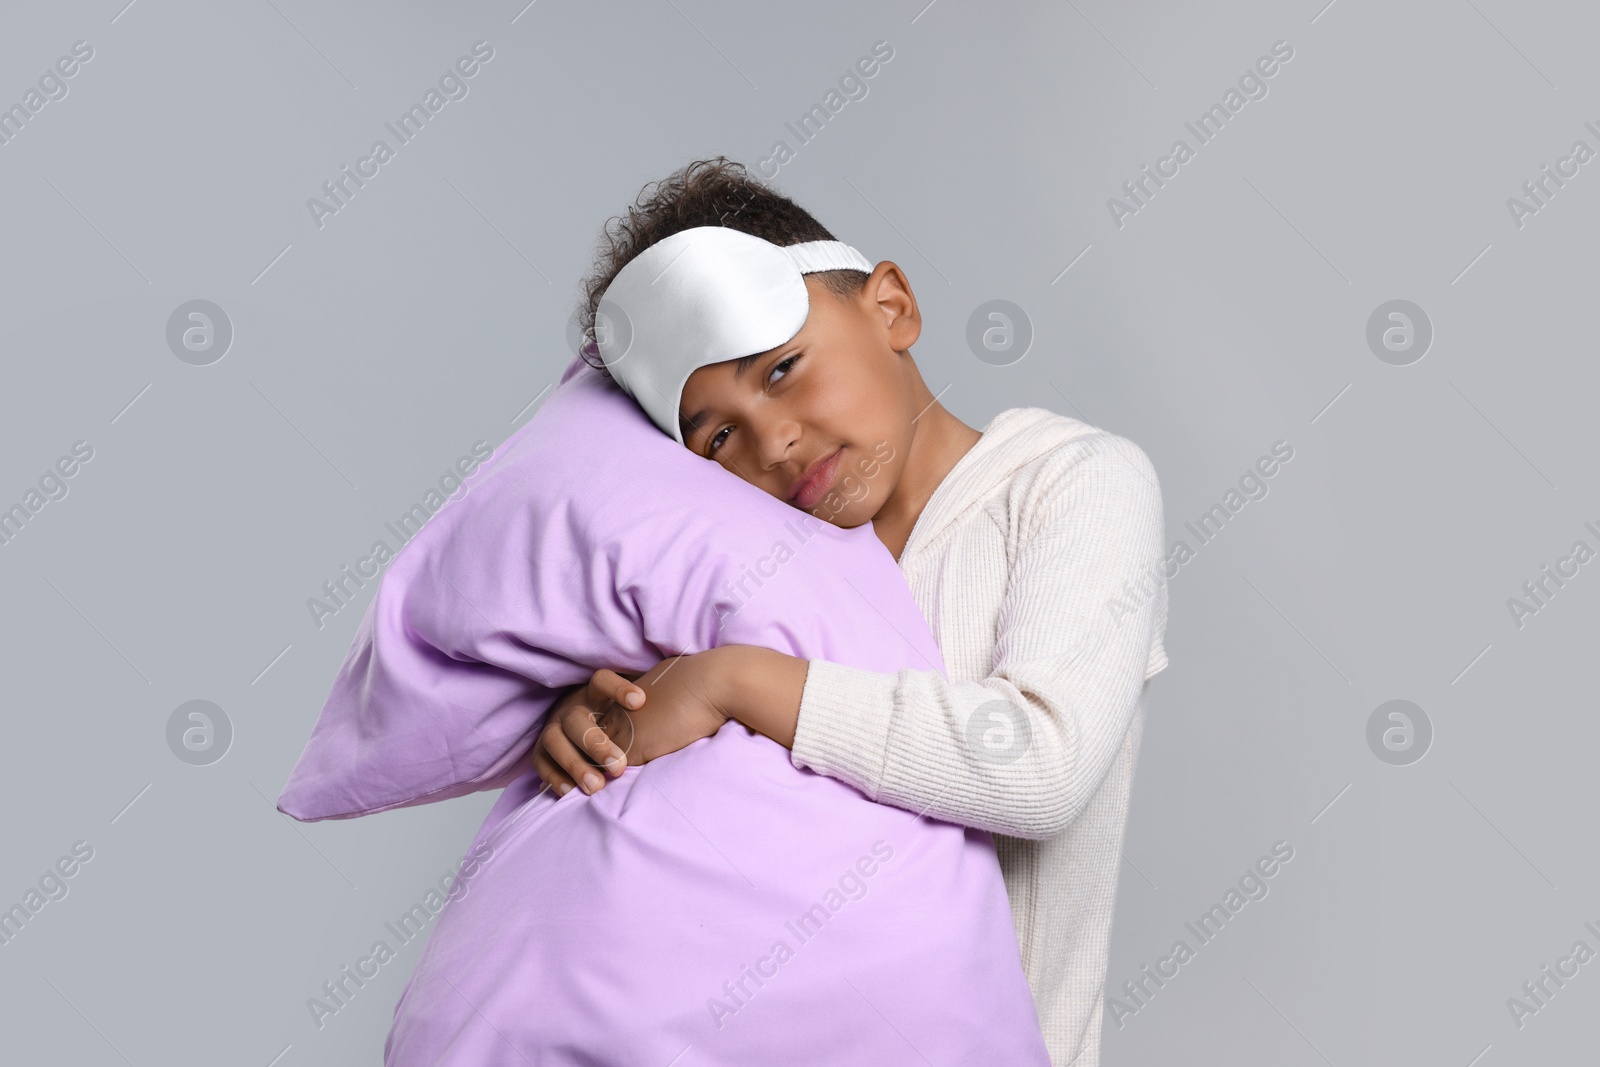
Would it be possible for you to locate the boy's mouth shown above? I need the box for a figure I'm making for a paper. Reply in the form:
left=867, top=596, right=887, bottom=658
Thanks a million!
left=788, top=447, right=844, bottom=508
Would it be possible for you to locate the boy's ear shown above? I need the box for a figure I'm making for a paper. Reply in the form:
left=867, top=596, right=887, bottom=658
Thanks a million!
left=868, top=261, right=921, bottom=351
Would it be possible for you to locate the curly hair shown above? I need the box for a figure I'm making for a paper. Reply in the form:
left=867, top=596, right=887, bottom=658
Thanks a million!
left=574, top=156, right=870, bottom=379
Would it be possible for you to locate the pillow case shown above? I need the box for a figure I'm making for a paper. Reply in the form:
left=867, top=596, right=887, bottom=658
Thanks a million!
left=279, top=355, right=1050, bottom=1064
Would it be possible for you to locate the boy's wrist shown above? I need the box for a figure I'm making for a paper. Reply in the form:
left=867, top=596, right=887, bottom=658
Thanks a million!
left=704, top=645, right=754, bottom=722
left=709, top=645, right=807, bottom=748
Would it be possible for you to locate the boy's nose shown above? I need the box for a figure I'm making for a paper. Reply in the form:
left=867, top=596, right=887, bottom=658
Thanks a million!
left=753, top=414, right=803, bottom=473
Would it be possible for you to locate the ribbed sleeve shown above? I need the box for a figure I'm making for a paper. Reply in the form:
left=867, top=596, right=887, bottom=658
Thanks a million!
left=791, top=430, right=1165, bottom=841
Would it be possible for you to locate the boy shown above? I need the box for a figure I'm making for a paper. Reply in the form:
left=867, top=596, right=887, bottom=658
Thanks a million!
left=535, top=157, right=1168, bottom=1066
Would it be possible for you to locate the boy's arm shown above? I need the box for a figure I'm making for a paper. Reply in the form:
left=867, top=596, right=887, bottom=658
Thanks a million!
left=724, top=432, right=1167, bottom=840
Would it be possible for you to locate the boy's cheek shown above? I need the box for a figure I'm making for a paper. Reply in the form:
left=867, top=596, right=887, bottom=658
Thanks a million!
left=860, top=439, right=896, bottom=477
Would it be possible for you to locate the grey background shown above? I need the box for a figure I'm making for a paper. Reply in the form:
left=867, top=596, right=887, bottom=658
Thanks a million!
left=1, top=0, right=1595, bottom=1063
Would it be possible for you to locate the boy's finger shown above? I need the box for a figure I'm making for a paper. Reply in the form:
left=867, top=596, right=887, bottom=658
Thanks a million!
left=531, top=742, right=576, bottom=797
left=593, top=702, right=636, bottom=763
left=531, top=731, right=575, bottom=795
left=567, top=708, right=629, bottom=777
left=592, top=668, right=645, bottom=710
left=544, top=720, right=608, bottom=795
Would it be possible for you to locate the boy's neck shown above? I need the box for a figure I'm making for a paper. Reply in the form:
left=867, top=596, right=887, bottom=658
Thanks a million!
left=872, top=389, right=983, bottom=563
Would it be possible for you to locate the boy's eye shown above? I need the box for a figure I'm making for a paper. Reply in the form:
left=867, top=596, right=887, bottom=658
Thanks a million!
left=709, top=354, right=801, bottom=456
left=767, top=354, right=800, bottom=384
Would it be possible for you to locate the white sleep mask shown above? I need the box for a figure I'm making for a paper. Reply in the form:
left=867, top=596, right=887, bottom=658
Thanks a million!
left=592, top=226, right=873, bottom=444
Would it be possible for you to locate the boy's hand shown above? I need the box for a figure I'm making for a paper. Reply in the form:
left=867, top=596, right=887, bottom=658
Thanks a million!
left=531, top=653, right=732, bottom=797
left=531, top=669, right=642, bottom=797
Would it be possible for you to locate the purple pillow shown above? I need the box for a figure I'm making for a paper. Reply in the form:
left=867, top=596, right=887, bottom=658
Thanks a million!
left=279, top=355, right=1049, bottom=1064
left=276, top=354, right=925, bottom=820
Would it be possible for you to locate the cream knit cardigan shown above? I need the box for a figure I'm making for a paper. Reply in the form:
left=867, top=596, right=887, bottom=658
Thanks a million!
left=791, top=406, right=1169, bottom=1067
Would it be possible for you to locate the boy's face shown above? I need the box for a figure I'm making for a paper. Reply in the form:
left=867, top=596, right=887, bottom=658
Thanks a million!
left=679, top=263, right=922, bottom=528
